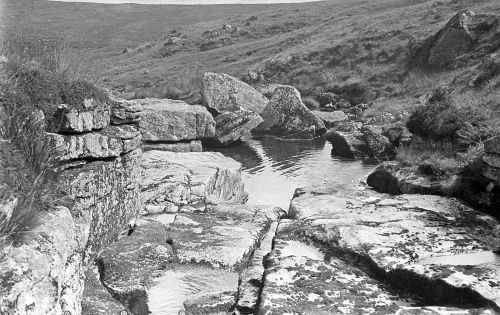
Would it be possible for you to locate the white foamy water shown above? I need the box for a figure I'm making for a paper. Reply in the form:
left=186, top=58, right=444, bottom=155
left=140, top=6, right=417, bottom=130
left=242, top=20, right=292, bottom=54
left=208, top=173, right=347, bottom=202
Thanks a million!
left=49, top=0, right=323, bottom=4
left=419, top=251, right=500, bottom=266
left=148, top=268, right=238, bottom=314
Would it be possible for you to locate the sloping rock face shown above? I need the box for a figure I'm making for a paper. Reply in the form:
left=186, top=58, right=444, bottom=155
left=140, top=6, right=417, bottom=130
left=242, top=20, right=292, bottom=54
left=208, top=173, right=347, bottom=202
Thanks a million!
left=138, top=98, right=215, bottom=142
left=258, top=187, right=500, bottom=314
left=202, top=72, right=269, bottom=114
left=367, top=162, right=443, bottom=195
left=98, top=204, right=283, bottom=314
left=428, top=10, right=476, bottom=68
left=483, top=136, right=500, bottom=184
left=141, top=150, right=248, bottom=213
left=205, top=110, right=263, bottom=147
left=255, top=86, right=326, bottom=139
left=0, top=206, right=84, bottom=315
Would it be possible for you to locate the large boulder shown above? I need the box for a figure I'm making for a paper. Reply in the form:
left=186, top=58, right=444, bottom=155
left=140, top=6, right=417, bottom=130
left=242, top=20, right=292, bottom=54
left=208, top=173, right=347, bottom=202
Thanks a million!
left=361, top=125, right=395, bottom=159
left=255, top=85, right=326, bottom=139
left=325, top=130, right=369, bottom=158
left=138, top=98, right=215, bottom=142
left=141, top=150, right=248, bottom=213
left=205, top=110, right=263, bottom=147
left=428, top=10, right=476, bottom=68
left=202, top=72, right=269, bottom=114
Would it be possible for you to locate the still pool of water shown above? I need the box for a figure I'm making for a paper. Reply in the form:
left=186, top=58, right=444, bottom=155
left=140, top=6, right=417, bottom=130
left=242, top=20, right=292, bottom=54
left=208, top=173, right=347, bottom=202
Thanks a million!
left=211, top=137, right=378, bottom=209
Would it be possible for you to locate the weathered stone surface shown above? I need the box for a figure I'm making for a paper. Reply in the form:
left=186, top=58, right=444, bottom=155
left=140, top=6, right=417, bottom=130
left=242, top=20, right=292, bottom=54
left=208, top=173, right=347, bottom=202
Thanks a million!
left=109, top=97, right=143, bottom=125
left=325, top=129, right=369, bottom=158
left=202, top=72, right=269, bottom=114
left=428, top=10, right=476, bottom=68
left=206, top=109, right=263, bottom=147
left=143, top=140, right=202, bottom=152
left=48, top=125, right=141, bottom=162
left=361, top=125, right=394, bottom=159
left=141, top=150, right=248, bottom=213
left=259, top=220, right=410, bottom=314
left=287, top=189, right=500, bottom=310
left=61, top=148, right=142, bottom=262
left=82, top=265, right=128, bottom=315
left=255, top=85, right=326, bottom=139
left=166, top=204, right=280, bottom=270
left=0, top=206, right=84, bottom=315
left=367, top=162, right=444, bottom=195
left=98, top=221, right=175, bottom=314
left=312, top=110, right=348, bottom=128
left=138, top=98, right=215, bottom=142
left=52, top=99, right=110, bottom=133
left=382, top=122, right=412, bottom=146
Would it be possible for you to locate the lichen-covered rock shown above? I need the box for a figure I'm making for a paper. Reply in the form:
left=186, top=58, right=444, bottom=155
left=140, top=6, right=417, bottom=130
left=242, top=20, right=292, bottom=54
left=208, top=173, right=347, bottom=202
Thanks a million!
left=141, top=150, right=248, bottom=213
left=255, top=85, right=326, bottom=139
left=202, top=72, right=269, bottom=114
left=143, top=140, right=202, bottom=152
left=61, top=148, right=142, bottom=262
left=138, top=98, right=215, bottom=142
left=312, top=110, right=347, bottom=128
left=258, top=220, right=410, bottom=314
left=428, top=10, right=476, bottom=68
left=361, top=125, right=394, bottom=159
left=0, top=206, right=84, bottom=315
left=325, top=129, right=369, bottom=158
left=286, top=189, right=500, bottom=310
left=382, top=122, right=412, bottom=146
left=51, top=99, right=110, bottom=133
left=367, top=162, right=444, bottom=195
left=98, top=221, right=175, bottom=314
left=48, top=125, right=141, bottom=162
left=109, top=97, right=143, bottom=125
left=205, top=109, right=263, bottom=147
left=81, top=265, right=128, bottom=315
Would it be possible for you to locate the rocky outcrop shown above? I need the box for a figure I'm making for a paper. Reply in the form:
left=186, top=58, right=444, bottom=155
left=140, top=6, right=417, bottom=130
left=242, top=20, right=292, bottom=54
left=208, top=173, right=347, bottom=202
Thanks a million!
left=142, top=140, right=202, bottom=152
left=361, top=125, right=395, bottom=159
left=258, top=187, right=500, bottom=313
left=325, top=129, right=369, bottom=158
left=139, top=98, right=215, bottom=143
left=50, top=99, right=110, bottom=133
left=109, top=97, right=143, bottom=125
left=98, top=204, right=283, bottom=314
left=202, top=72, right=269, bottom=114
left=205, top=110, right=263, bottom=147
left=0, top=206, right=83, bottom=315
left=255, top=85, right=326, bottom=139
left=141, top=150, right=248, bottom=213
left=428, top=10, right=476, bottom=68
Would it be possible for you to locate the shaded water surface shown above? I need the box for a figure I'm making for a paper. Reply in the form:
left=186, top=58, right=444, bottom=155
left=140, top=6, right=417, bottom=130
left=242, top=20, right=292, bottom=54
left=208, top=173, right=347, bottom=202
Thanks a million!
left=211, top=137, right=377, bottom=208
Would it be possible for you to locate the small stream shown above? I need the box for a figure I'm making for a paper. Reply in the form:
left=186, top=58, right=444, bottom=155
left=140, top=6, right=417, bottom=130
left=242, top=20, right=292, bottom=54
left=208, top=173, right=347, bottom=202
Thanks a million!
left=211, top=136, right=378, bottom=209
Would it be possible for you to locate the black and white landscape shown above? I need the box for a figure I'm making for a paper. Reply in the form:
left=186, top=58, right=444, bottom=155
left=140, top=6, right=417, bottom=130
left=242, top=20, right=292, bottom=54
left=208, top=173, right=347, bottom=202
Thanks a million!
left=1, top=0, right=500, bottom=314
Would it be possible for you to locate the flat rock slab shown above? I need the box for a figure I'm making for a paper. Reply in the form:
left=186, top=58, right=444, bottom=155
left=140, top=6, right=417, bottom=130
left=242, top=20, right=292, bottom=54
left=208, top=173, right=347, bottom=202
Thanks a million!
left=141, top=150, right=248, bottom=213
left=167, top=204, right=282, bottom=270
left=142, top=140, right=202, bottom=152
left=259, top=220, right=410, bottom=314
left=312, top=110, right=348, bottom=128
left=287, top=190, right=500, bottom=311
left=138, top=98, right=215, bottom=142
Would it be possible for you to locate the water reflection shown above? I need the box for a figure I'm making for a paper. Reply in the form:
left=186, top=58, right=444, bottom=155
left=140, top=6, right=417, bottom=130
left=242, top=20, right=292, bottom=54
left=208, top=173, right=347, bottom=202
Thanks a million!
left=210, top=137, right=377, bottom=208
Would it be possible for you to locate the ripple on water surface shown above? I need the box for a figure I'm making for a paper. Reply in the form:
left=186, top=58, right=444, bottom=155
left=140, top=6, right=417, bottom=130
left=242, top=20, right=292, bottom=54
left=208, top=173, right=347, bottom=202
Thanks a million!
left=211, top=137, right=377, bottom=208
